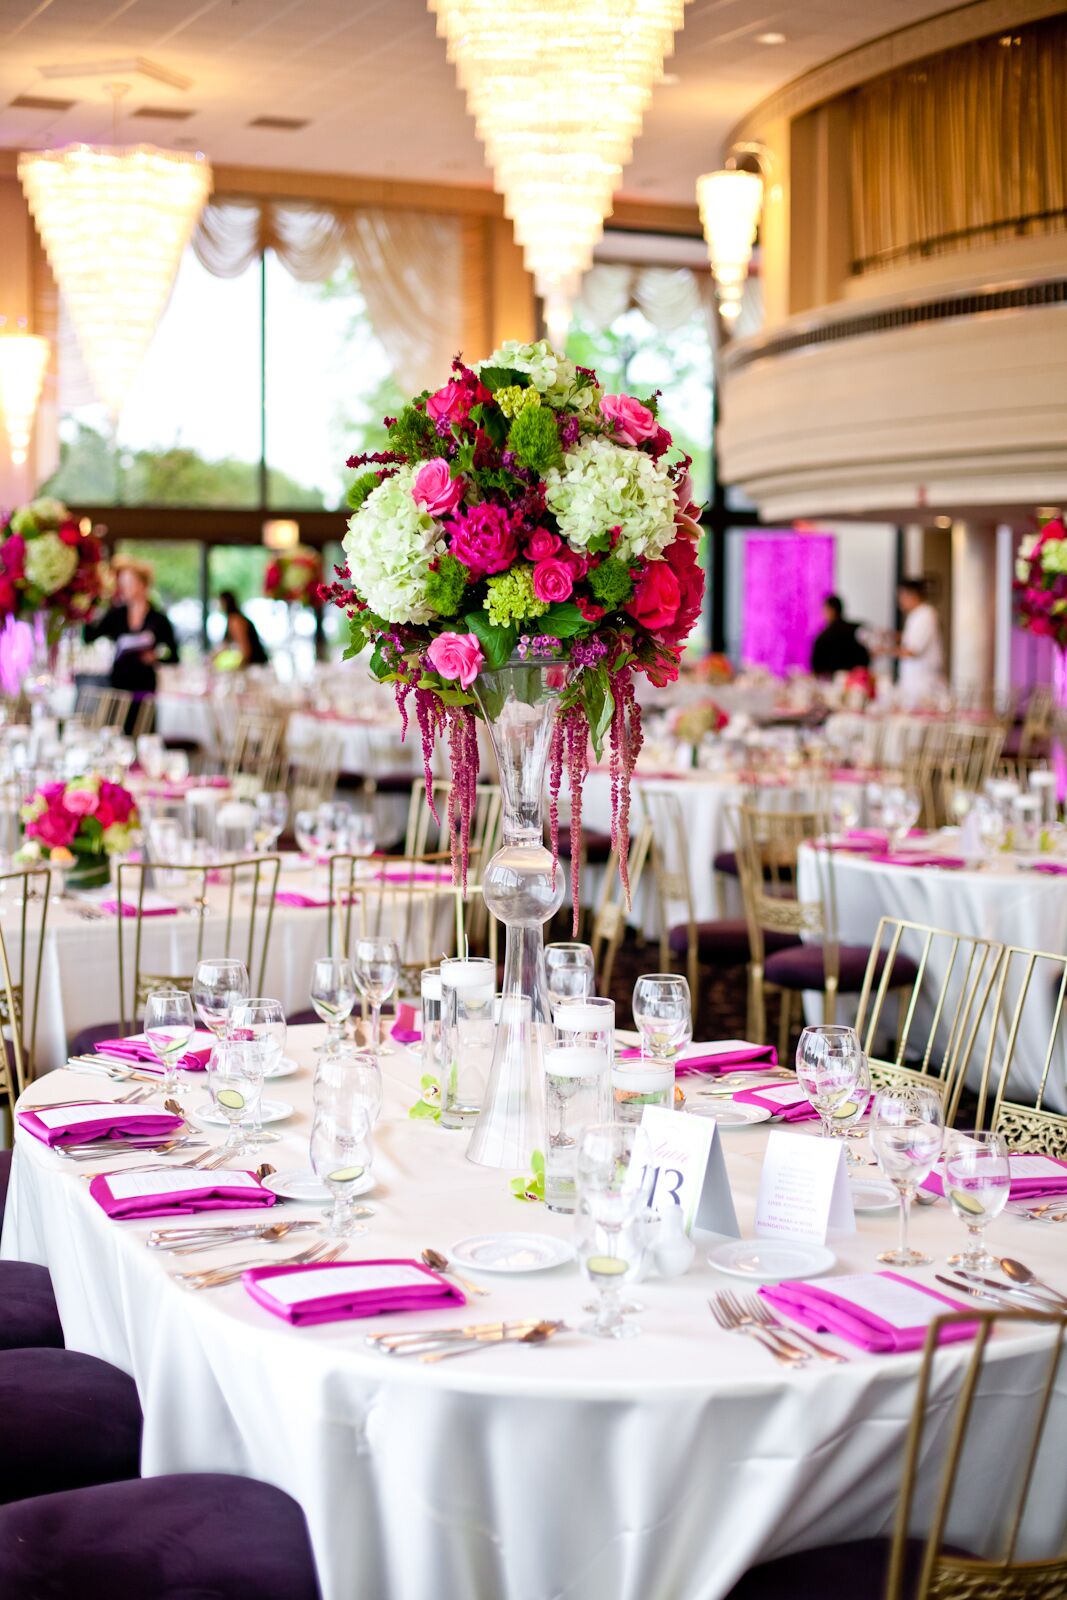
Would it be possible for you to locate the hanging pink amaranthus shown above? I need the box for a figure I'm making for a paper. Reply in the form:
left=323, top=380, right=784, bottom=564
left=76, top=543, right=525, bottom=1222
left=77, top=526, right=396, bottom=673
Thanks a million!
left=445, top=705, right=479, bottom=895
left=608, top=669, right=643, bottom=903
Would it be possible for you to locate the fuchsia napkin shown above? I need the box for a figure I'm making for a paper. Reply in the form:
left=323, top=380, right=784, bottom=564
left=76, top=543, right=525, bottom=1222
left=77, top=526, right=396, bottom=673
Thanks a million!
left=95, top=1032, right=214, bottom=1072
left=17, top=1101, right=184, bottom=1148
left=732, top=1081, right=818, bottom=1121
left=868, top=851, right=967, bottom=870
left=391, top=1002, right=421, bottom=1045
left=618, top=1042, right=777, bottom=1076
left=89, top=1168, right=276, bottom=1220
left=1028, top=862, right=1067, bottom=877
left=275, top=891, right=334, bottom=909
left=759, top=1272, right=976, bottom=1353
left=98, top=898, right=179, bottom=918
left=243, top=1258, right=464, bottom=1326
left=922, top=1152, right=1067, bottom=1202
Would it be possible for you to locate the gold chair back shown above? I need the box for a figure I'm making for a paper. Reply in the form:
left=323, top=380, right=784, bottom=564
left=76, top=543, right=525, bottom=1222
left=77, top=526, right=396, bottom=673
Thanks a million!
left=589, top=821, right=653, bottom=999
left=0, top=866, right=51, bottom=1101
left=79, top=685, right=133, bottom=732
left=327, top=854, right=465, bottom=997
left=227, top=710, right=286, bottom=792
left=288, top=735, right=341, bottom=816
left=982, top=944, right=1067, bottom=1157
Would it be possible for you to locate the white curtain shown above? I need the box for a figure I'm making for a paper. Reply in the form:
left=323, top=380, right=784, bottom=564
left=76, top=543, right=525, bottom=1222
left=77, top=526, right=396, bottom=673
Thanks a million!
left=573, top=264, right=715, bottom=337
left=192, top=197, right=464, bottom=395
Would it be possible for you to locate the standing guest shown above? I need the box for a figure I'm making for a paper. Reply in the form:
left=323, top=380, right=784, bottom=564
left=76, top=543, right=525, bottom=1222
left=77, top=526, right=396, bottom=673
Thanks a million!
left=216, top=590, right=269, bottom=668
left=889, top=578, right=945, bottom=705
left=810, top=594, right=870, bottom=677
left=84, top=555, right=178, bottom=698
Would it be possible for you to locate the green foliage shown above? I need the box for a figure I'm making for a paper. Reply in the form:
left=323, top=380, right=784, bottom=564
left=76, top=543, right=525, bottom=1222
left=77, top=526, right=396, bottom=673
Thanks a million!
left=539, top=599, right=586, bottom=638
left=346, top=471, right=380, bottom=512
left=387, top=404, right=446, bottom=462
left=588, top=556, right=634, bottom=608
left=580, top=662, right=615, bottom=758
left=465, top=607, right=518, bottom=669
left=478, top=365, right=529, bottom=393
left=424, top=554, right=469, bottom=618
left=510, top=1148, right=545, bottom=1203
left=507, top=405, right=563, bottom=475
left=408, top=1075, right=441, bottom=1122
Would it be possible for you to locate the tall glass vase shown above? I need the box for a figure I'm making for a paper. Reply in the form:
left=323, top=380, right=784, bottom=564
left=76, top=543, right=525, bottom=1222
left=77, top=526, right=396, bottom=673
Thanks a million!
left=466, top=658, right=567, bottom=1170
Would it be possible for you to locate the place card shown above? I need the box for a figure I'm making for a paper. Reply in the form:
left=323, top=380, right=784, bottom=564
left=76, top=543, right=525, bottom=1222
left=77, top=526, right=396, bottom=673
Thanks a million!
left=754, top=1129, right=856, bottom=1244
left=262, top=1262, right=431, bottom=1306
left=34, top=1103, right=166, bottom=1131
left=105, top=1169, right=263, bottom=1200
left=637, top=1106, right=739, bottom=1237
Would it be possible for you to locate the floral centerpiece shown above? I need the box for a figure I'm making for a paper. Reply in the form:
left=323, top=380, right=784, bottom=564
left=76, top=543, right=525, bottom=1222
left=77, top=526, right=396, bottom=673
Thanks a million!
left=323, top=341, right=705, bottom=909
left=693, top=651, right=734, bottom=685
left=1015, top=516, right=1067, bottom=650
left=18, top=776, right=139, bottom=890
left=0, top=497, right=107, bottom=645
left=265, top=546, right=323, bottom=607
left=670, top=700, right=728, bottom=762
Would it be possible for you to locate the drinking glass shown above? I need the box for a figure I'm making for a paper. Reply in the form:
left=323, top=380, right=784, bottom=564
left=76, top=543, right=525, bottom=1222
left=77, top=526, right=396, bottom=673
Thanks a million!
left=545, top=997, right=613, bottom=1213
left=143, top=988, right=195, bottom=1097
left=309, top=956, right=357, bottom=1051
left=439, top=956, right=496, bottom=1128
left=574, top=1122, right=654, bottom=1339
left=136, top=734, right=166, bottom=780
left=545, top=943, right=596, bottom=1008
left=795, top=1025, right=864, bottom=1140
left=294, top=809, right=320, bottom=858
left=875, top=784, right=920, bottom=848
left=253, top=791, right=288, bottom=852
left=944, top=1129, right=1011, bottom=1270
left=230, top=996, right=286, bottom=1148
left=314, top=1046, right=383, bottom=1125
left=632, top=973, right=691, bottom=1098
left=1011, top=794, right=1041, bottom=855
left=310, top=1101, right=373, bottom=1238
left=829, top=1049, right=871, bottom=1163
left=869, top=1084, right=946, bottom=1265
left=1029, top=768, right=1059, bottom=828
left=205, top=1035, right=266, bottom=1161
left=974, top=795, right=1005, bottom=856
left=353, top=937, right=400, bottom=1057
left=611, top=1059, right=675, bottom=1123
left=347, top=810, right=376, bottom=858
left=192, top=958, right=250, bottom=1040
left=421, top=966, right=444, bottom=1083
left=164, top=750, right=190, bottom=785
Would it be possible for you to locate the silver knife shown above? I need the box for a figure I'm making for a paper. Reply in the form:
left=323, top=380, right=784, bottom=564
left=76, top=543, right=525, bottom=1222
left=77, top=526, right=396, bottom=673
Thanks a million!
left=953, top=1268, right=1061, bottom=1305
left=934, top=1273, right=1023, bottom=1310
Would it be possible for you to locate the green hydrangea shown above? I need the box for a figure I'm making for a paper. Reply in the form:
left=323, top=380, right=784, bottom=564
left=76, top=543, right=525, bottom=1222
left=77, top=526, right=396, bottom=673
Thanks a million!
left=24, top=531, right=78, bottom=596
left=424, top=554, right=469, bottom=617
left=346, top=472, right=380, bottom=512
left=1041, top=538, right=1067, bottom=576
left=485, top=565, right=548, bottom=627
left=495, top=385, right=541, bottom=420
left=588, top=556, right=634, bottom=607
left=507, top=405, right=563, bottom=475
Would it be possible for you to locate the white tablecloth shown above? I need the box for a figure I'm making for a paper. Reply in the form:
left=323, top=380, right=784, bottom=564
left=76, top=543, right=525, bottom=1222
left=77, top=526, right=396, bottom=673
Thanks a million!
left=6, top=1033, right=1067, bottom=1600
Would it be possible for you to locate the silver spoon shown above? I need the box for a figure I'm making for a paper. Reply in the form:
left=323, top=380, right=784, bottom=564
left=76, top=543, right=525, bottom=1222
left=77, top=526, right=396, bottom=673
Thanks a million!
left=998, top=1258, right=1067, bottom=1306
left=421, top=1246, right=489, bottom=1298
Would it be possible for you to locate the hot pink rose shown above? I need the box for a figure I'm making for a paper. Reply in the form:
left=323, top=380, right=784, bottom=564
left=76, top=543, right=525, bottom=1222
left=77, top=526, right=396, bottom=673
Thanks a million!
left=426, top=381, right=472, bottom=427
left=525, top=529, right=561, bottom=562
left=58, top=522, right=81, bottom=547
left=63, top=786, right=99, bottom=817
left=98, top=780, right=134, bottom=825
left=426, top=631, right=484, bottom=690
left=447, top=504, right=518, bottom=579
left=412, top=459, right=464, bottom=518
left=29, top=804, right=78, bottom=850
left=1, top=534, right=25, bottom=575
left=600, top=394, right=658, bottom=447
left=531, top=558, right=574, bottom=605
left=625, top=560, right=681, bottom=632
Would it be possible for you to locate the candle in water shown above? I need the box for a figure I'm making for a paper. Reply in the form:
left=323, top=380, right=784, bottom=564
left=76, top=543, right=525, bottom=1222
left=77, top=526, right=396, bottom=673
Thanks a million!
left=545, top=1045, right=608, bottom=1079
left=554, top=1004, right=612, bottom=1034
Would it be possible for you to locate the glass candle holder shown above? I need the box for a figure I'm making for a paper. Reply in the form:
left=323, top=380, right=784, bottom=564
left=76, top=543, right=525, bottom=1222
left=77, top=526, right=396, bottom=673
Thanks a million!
left=1028, top=769, right=1058, bottom=828
left=611, top=1059, right=675, bottom=1124
left=544, top=997, right=613, bottom=1213
left=440, top=956, right=496, bottom=1130
left=1012, top=793, right=1041, bottom=855
left=420, top=967, right=443, bottom=1084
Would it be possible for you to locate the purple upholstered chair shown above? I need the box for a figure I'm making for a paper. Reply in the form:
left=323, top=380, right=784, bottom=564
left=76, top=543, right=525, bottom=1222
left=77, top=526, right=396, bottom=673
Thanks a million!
left=0, top=1349, right=142, bottom=1503
left=0, top=1150, right=65, bottom=1350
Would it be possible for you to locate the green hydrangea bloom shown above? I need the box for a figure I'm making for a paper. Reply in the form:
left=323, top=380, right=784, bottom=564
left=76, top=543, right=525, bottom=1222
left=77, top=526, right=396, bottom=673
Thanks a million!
left=495, top=385, right=541, bottom=420
left=485, top=566, right=549, bottom=627
left=1041, top=538, right=1067, bottom=576
left=588, top=556, right=634, bottom=607
left=424, top=554, right=470, bottom=617
left=346, top=472, right=381, bottom=512
left=507, top=405, right=563, bottom=475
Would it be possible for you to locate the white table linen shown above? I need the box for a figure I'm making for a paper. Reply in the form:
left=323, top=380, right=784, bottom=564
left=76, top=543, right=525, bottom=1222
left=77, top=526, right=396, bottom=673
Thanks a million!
left=6, top=1031, right=1067, bottom=1600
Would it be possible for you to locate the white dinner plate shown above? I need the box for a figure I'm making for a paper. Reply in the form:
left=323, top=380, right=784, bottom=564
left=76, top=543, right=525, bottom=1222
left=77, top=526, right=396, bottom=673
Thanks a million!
left=277, top=852, right=316, bottom=873
left=263, top=1167, right=374, bottom=1203
left=848, top=1177, right=899, bottom=1213
left=191, top=1098, right=293, bottom=1129
left=263, top=1057, right=299, bottom=1081
left=449, top=1232, right=575, bottom=1274
left=707, top=1239, right=836, bottom=1283
left=685, top=1098, right=771, bottom=1127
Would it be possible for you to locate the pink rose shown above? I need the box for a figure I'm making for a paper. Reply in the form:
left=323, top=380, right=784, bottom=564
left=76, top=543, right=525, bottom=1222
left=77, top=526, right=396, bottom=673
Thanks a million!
left=625, top=561, right=681, bottom=632
left=2, top=534, right=25, bottom=575
left=600, top=394, right=658, bottom=447
left=412, top=460, right=464, bottom=518
left=525, top=529, right=561, bottom=562
left=531, top=558, right=574, bottom=604
left=58, top=522, right=81, bottom=547
left=447, top=504, right=518, bottom=579
left=558, top=546, right=589, bottom=580
left=28, top=804, right=78, bottom=850
left=426, top=631, right=484, bottom=690
left=63, top=786, right=99, bottom=817
left=426, top=381, right=472, bottom=428
left=98, top=780, right=134, bottom=825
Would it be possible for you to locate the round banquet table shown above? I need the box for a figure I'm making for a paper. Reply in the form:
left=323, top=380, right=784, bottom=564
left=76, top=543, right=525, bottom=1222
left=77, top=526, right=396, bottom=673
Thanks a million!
left=5, top=1028, right=1067, bottom=1600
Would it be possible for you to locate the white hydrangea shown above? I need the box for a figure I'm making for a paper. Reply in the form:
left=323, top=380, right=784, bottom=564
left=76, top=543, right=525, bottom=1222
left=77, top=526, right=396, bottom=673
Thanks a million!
left=479, top=340, right=600, bottom=414
left=544, top=437, right=677, bottom=564
left=342, top=466, right=445, bottom=625
left=1016, top=532, right=1040, bottom=582
left=24, top=531, right=78, bottom=595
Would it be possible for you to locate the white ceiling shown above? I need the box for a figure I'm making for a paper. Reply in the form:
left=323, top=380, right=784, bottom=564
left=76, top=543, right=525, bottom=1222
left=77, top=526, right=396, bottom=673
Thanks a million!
left=0, top=0, right=958, bottom=205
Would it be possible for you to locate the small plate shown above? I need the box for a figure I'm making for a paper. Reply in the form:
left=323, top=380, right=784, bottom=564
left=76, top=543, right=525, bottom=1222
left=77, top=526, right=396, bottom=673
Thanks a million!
left=707, top=1239, right=836, bottom=1283
left=277, top=852, right=316, bottom=873
left=263, top=1057, right=299, bottom=1080
left=192, top=1098, right=293, bottom=1129
left=685, top=1098, right=771, bottom=1127
left=263, top=1167, right=374, bottom=1203
left=449, top=1232, right=575, bottom=1274
left=849, top=1177, right=899, bottom=1213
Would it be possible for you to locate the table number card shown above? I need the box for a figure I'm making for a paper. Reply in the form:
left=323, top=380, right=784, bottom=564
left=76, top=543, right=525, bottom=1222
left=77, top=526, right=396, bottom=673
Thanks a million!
left=754, top=1130, right=856, bottom=1244
left=637, top=1106, right=739, bottom=1237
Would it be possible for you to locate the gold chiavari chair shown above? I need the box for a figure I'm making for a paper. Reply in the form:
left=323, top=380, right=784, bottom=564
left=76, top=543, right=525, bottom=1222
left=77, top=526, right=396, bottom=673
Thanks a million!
left=854, top=916, right=1003, bottom=1124
left=130, top=695, right=156, bottom=740
left=227, top=709, right=286, bottom=794
left=78, top=684, right=133, bottom=732
left=929, top=722, right=1005, bottom=826
left=979, top=944, right=1067, bottom=1157
left=1017, top=684, right=1056, bottom=764
left=288, top=735, right=341, bottom=817
left=0, top=867, right=51, bottom=1108
left=589, top=821, right=653, bottom=999
left=326, top=853, right=465, bottom=998
left=404, top=779, right=501, bottom=952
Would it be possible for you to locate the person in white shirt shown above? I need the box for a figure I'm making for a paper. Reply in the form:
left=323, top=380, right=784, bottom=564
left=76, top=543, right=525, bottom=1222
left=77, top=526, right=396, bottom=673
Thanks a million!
left=893, top=578, right=945, bottom=706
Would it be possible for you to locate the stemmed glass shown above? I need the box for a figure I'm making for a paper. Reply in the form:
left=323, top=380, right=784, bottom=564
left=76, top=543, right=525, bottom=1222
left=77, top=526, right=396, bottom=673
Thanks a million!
left=944, top=1129, right=1011, bottom=1270
left=310, top=956, right=357, bottom=1052
left=294, top=809, right=320, bottom=859
left=205, top=1035, right=266, bottom=1164
left=230, top=996, right=286, bottom=1148
left=829, top=1050, right=872, bottom=1163
left=314, top=1046, right=384, bottom=1126
left=545, top=943, right=595, bottom=1007
left=310, top=1065, right=374, bottom=1239
left=632, top=974, right=691, bottom=1104
left=353, top=937, right=400, bottom=1056
left=143, top=988, right=195, bottom=1097
left=869, top=1084, right=946, bottom=1266
left=192, top=958, right=250, bottom=1040
left=253, top=792, right=288, bottom=853
left=795, top=1025, right=865, bottom=1141
left=574, top=1122, right=654, bottom=1340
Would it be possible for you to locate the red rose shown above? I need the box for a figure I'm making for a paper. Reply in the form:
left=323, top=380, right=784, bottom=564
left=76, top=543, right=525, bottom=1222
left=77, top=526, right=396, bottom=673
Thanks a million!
left=657, top=536, right=705, bottom=647
left=575, top=594, right=605, bottom=623
left=0, top=576, right=16, bottom=614
left=58, top=522, right=80, bottom=547
left=625, top=561, right=681, bottom=632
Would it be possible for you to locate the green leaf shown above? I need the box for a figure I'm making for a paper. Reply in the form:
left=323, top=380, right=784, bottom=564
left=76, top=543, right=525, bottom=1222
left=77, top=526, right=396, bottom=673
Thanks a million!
left=582, top=665, right=614, bottom=759
left=435, top=687, right=476, bottom=708
left=368, top=642, right=388, bottom=679
left=540, top=600, right=586, bottom=640
left=464, top=609, right=517, bottom=671
left=479, top=365, right=528, bottom=393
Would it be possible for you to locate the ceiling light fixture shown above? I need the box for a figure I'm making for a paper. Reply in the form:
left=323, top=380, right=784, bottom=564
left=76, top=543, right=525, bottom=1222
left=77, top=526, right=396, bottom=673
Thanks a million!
left=756, top=31, right=786, bottom=45
left=0, top=318, right=49, bottom=467
left=428, top=0, right=689, bottom=347
left=696, top=167, right=763, bottom=322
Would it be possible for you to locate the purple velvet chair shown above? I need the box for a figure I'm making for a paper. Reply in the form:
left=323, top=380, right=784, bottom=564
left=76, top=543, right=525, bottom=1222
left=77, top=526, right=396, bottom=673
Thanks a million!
left=0, top=1349, right=142, bottom=1503
left=0, top=1474, right=322, bottom=1599
left=724, top=1535, right=931, bottom=1598
left=0, top=1151, right=65, bottom=1351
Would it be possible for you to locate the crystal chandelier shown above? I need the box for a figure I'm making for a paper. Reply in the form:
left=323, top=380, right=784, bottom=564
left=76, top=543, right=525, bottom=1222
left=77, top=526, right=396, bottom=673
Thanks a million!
left=429, top=0, right=688, bottom=345
left=18, top=142, right=212, bottom=421
left=697, top=169, right=763, bottom=321
left=0, top=323, right=49, bottom=467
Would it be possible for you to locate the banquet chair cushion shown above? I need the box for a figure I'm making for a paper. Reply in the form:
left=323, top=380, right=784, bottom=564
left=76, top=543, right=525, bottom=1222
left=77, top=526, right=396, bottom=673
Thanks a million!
left=713, top=850, right=796, bottom=885
left=68, top=1020, right=125, bottom=1059
left=0, top=1263, right=64, bottom=1351
left=557, top=825, right=613, bottom=864
left=764, top=942, right=920, bottom=994
left=724, top=1535, right=946, bottom=1599
left=0, top=1473, right=322, bottom=1600
left=667, top=919, right=801, bottom=965
left=0, top=1148, right=10, bottom=1227
left=0, top=1349, right=142, bottom=1503
left=285, top=1008, right=320, bottom=1027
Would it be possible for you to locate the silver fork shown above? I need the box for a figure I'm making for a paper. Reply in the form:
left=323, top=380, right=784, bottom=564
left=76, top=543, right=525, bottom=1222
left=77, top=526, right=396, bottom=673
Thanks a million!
left=157, top=1221, right=323, bottom=1255
left=742, top=1293, right=848, bottom=1363
left=79, top=1144, right=232, bottom=1180
left=173, top=1237, right=338, bottom=1291
left=58, top=1137, right=209, bottom=1163
left=709, top=1294, right=808, bottom=1366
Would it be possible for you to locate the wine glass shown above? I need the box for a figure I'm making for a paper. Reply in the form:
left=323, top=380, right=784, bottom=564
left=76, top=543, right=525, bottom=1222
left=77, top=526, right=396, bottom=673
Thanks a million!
left=294, top=809, right=319, bottom=859
left=143, top=988, right=195, bottom=1097
left=545, top=943, right=596, bottom=1007
left=205, top=1035, right=266, bottom=1163
left=314, top=1046, right=384, bottom=1125
left=574, top=1122, right=654, bottom=1340
left=164, top=750, right=190, bottom=785
left=253, top=791, right=288, bottom=852
left=309, top=956, right=357, bottom=1051
left=353, top=937, right=400, bottom=1057
left=230, top=996, right=286, bottom=1148
left=869, top=1084, right=946, bottom=1265
left=829, top=1050, right=872, bottom=1164
left=310, top=1101, right=374, bottom=1238
left=192, top=958, right=250, bottom=1040
left=632, top=974, right=692, bottom=1063
left=944, top=1129, right=1011, bottom=1270
left=346, top=810, right=377, bottom=859
left=795, top=1025, right=864, bottom=1141
left=883, top=785, right=921, bottom=848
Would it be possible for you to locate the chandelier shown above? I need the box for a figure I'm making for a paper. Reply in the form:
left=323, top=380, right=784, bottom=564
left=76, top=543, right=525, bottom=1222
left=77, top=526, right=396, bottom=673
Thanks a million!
left=18, top=142, right=212, bottom=421
left=697, top=168, right=763, bottom=322
left=0, top=323, right=49, bottom=467
left=429, top=0, right=688, bottom=345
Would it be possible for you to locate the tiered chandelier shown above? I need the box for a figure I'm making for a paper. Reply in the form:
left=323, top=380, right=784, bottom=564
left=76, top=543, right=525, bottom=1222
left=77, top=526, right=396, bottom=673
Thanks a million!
left=18, top=141, right=212, bottom=422
left=429, top=0, right=688, bottom=345
left=0, top=323, right=49, bottom=467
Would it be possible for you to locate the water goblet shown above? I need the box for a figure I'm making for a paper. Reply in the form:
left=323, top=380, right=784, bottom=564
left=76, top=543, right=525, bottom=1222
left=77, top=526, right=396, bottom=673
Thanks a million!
left=829, top=1049, right=871, bottom=1163
left=143, top=987, right=195, bottom=1097
left=632, top=973, right=691, bottom=1101
left=574, top=1122, right=654, bottom=1339
left=545, top=942, right=595, bottom=1008
left=869, top=1084, right=946, bottom=1266
left=310, top=1103, right=374, bottom=1238
left=253, top=791, right=288, bottom=853
left=795, top=1025, right=864, bottom=1140
left=230, top=996, right=286, bottom=1147
left=294, top=809, right=319, bottom=859
left=192, top=958, right=250, bottom=1040
left=314, top=1046, right=384, bottom=1125
left=206, top=1035, right=266, bottom=1162
left=353, top=937, right=400, bottom=1056
left=944, top=1129, right=1011, bottom=1270
left=309, top=956, right=357, bottom=1052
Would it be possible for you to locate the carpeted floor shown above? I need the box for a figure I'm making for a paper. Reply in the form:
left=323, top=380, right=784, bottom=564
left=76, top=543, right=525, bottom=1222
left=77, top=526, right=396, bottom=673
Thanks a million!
left=600, top=930, right=786, bottom=1047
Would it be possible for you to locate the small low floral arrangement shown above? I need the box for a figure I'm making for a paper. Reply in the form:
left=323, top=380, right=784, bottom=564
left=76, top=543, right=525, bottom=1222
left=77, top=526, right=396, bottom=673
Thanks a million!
left=18, top=776, right=139, bottom=884
left=693, top=651, right=734, bottom=685
left=0, top=497, right=107, bottom=643
left=670, top=701, right=729, bottom=746
left=323, top=341, right=705, bottom=900
left=1015, top=516, right=1067, bottom=650
left=265, top=547, right=323, bottom=607
left=843, top=666, right=877, bottom=704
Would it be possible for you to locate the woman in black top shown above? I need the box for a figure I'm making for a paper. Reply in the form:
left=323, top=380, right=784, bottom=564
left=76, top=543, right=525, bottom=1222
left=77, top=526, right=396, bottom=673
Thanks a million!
left=217, top=589, right=269, bottom=667
left=85, top=556, right=178, bottom=696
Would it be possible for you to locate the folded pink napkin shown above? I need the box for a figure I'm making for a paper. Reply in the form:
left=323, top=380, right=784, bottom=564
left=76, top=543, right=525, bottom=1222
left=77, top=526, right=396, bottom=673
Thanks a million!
left=391, top=1002, right=421, bottom=1045
left=759, top=1271, right=975, bottom=1352
left=618, top=1042, right=777, bottom=1076
left=95, top=1032, right=214, bottom=1072
left=17, top=1101, right=184, bottom=1148
left=275, top=891, right=333, bottom=909
left=90, top=1167, right=277, bottom=1220
left=98, top=899, right=178, bottom=918
left=869, top=852, right=967, bottom=870
left=922, top=1152, right=1067, bottom=1202
left=243, top=1258, right=464, bottom=1326
left=732, top=1081, right=818, bottom=1121
left=1028, top=862, right=1067, bottom=877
